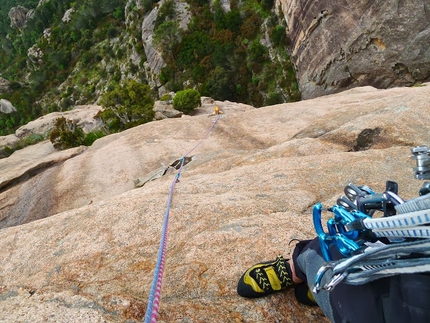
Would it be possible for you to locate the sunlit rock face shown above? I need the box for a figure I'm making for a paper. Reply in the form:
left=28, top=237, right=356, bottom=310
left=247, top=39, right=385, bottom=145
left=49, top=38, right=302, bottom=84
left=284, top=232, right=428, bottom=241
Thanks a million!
left=279, top=0, right=430, bottom=99
left=1, top=84, right=430, bottom=322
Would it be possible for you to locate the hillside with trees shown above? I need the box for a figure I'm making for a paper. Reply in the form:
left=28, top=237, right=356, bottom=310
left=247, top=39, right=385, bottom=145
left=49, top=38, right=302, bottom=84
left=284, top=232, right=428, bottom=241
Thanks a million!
left=0, top=0, right=300, bottom=136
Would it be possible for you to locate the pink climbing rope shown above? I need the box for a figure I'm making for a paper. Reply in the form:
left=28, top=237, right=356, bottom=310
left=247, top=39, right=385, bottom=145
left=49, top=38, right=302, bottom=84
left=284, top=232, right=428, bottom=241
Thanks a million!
left=143, top=116, right=222, bottom=322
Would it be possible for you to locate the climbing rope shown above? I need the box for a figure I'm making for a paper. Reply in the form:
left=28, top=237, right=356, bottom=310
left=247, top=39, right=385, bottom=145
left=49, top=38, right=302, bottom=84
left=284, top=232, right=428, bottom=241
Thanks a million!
left=143, top=115, right=222, bottom=323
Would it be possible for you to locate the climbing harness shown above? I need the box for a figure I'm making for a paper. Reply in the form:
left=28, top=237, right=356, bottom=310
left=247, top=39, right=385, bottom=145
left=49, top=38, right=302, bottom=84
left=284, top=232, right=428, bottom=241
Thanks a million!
left=143, top=115, right=222, bottom=323
left=312, top=146, right=430, bottom=293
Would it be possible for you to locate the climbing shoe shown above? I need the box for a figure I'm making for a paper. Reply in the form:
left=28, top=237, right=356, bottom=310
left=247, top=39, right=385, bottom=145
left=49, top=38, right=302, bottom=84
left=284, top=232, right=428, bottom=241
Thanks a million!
left=294, top=283, right=318, bottom=306
left=237, top=255, right=295, bottom=298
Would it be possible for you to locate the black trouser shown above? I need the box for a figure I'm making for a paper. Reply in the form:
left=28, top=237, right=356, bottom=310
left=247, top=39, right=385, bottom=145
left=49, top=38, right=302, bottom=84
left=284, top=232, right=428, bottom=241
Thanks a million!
left=292, top=238, right=390, bottom=323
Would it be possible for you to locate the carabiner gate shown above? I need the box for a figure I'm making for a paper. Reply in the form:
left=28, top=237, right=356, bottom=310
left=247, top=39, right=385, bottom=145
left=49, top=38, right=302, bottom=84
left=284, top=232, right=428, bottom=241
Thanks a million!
left=313, top=263, right=348, bottom=294
left=313, top=262, right=336, bottom=294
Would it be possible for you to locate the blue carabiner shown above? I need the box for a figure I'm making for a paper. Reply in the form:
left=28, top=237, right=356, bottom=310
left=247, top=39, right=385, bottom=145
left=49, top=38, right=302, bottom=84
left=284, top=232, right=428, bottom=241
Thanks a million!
left=313, top=203, right=364, bottom=261
left=331, top=205, right=370, bottom=240
left=313, top=203, right=332, bottom=261
left=332, top=234, right=361, bottom=258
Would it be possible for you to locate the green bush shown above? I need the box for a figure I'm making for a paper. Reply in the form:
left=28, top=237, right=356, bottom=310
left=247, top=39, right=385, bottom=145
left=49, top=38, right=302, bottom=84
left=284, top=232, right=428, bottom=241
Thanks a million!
left=84, top=130, right=106, bottom=146
left=159, top=66, right=175, bottom=84
left=160, top=93, right=171, bottom=101
left=49, top=117, right=86, bottom=150
left=0, top=133, right=45, bottom=157
left=172, top=89, right=201, bottom=114
left=142, top=0, right=154, bottom=13
left=21, top=133, right=44, bottom=146
left=2, top=146, right=15, bottom=158
left=205, top=66, right=235, bottom=101
left=265, top=92, right=283, bottom=106
left=261, top=0, right=274, bottom=10
left=99, top=79, right=155, bottom=132
left=270, top=25, right=287, bottom=47
left=113, top=7, right=124, bottom=20
left=154, top=0, right=176, bottom=30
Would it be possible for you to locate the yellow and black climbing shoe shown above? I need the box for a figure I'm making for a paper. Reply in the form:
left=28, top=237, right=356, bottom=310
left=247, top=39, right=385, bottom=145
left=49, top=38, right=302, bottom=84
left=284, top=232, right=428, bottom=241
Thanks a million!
left=237, top=255, right=295, bottom=298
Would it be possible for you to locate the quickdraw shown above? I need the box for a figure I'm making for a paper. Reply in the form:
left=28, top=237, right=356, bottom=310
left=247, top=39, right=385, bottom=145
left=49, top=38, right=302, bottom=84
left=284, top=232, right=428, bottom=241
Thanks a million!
left=313, top=193, right=430, bottom=293
left=313, top=182, right=430, bottom=263
left=312, top=202, right=369, bottom=261
left=312, top=145, right=430, bottom=294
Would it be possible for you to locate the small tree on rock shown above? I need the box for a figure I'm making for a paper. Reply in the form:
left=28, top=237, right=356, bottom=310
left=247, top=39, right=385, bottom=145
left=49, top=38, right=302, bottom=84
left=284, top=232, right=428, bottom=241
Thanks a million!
left=172, top=89, right=201, bottom=115
left=50, top=117, right=85, bottom=150
left=99, top=80, right=155, bottom=132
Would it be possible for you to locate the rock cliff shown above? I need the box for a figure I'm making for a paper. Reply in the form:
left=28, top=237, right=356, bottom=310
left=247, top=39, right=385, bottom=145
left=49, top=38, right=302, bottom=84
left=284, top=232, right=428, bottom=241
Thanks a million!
left=0, top=77, right=11, bottom=94
left=0, top=84, right=430, bottom=322
left=8, top=5, right=34, bottom=30
left=280, top=0, right=430, bottom=99
left=140, top=0, right=192, bottom=95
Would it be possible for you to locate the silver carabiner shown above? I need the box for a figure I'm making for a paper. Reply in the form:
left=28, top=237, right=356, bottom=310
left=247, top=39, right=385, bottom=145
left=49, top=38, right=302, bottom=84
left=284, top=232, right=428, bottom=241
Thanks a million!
left=323, top=271, right=348, bottom=291
left=313, top=262, right=336, bottom=294
left=313, top=263, right=348, bottom=294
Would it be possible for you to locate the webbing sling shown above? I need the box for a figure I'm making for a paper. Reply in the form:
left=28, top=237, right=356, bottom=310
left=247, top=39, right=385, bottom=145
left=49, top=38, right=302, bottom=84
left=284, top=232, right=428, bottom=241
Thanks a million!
left=313, top=239, right=430, bottom=292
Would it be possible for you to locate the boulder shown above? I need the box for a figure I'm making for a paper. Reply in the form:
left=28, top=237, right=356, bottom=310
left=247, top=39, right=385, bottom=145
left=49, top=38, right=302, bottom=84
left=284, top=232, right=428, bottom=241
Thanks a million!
left=0, top=99, right=16, bottom=114
left=0, top=77, right=11, bottom=94
left=8, top=6, right=30, bottom=30
left=0, top=134, right=20, bottom=158
left=153, top=97, right=255, bottom=119
left=0, top=105, right=102, bottom=159
left=153, top=101, right=183, bottom=120
left=198, top=97, right=255, bottom=115
left=27, top=44, right=44, bottom=66
left=14, top=105, right=103, bottom=139
left=281, top=0, right=430, bottom=99
left=62, top=8, right=75, bottom=23
left=0, top=84, right=430, bottom=322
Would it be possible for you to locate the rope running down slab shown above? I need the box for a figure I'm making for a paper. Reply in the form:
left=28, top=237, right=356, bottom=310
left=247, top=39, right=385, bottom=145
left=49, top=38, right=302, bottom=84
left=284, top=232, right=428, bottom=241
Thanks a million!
left=143, top=115, right=222, bottom=323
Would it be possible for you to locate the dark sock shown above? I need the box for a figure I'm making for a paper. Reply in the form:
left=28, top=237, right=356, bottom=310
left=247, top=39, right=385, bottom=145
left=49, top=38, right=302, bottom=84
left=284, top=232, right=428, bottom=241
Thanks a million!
left=294, top=283, right=318, bottom=306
